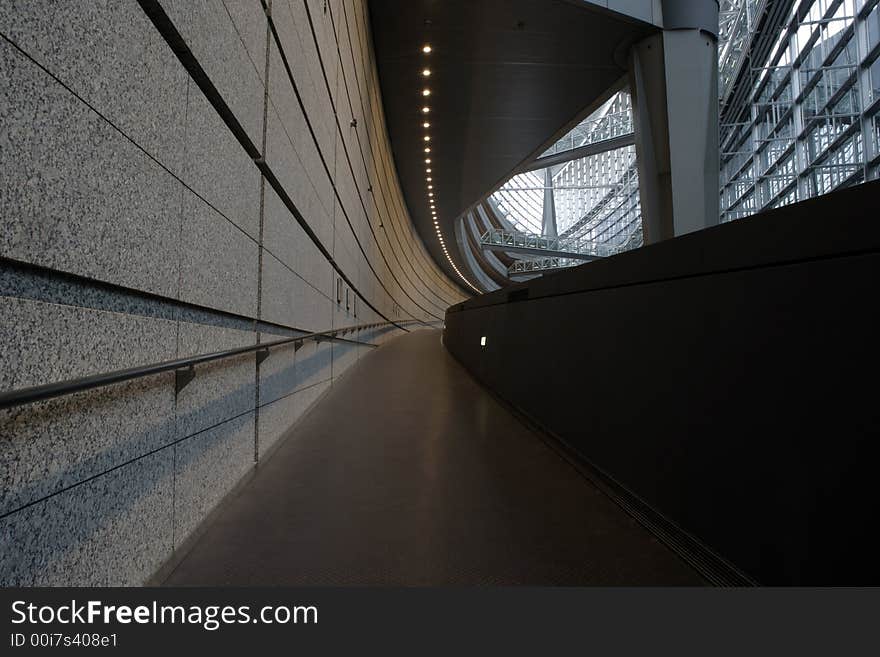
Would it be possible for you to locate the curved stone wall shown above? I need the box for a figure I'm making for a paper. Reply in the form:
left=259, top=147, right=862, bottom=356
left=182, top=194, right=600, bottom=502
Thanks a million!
left=0, top=0, right=465, bottom=585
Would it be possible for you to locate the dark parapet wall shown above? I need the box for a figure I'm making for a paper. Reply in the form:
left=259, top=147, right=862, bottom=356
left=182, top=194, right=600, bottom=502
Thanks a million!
left=0, top=0, right=463, bottom=586
left=444, top=180, right=880, bottom=585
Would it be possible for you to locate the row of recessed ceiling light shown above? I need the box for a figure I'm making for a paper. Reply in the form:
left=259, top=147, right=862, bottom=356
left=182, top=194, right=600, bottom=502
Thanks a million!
left=419, top=44, right=481, bottom=294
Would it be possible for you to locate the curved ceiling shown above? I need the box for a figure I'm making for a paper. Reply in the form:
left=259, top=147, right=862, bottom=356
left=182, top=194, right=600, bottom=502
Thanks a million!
left=369, top=0, right=657, bottom=289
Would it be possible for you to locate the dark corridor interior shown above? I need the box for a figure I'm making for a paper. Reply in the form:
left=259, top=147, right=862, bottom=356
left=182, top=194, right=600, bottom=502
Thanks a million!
left=161, top=330, right=703, bottom=586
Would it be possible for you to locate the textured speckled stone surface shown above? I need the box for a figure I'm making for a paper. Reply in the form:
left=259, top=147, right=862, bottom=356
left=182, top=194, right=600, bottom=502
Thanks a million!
left=182, top=84, right=261, bottom=240
left=258, top=341, right=299, bottom=407
left=270, top=0, right=336, bottom=161
left=265, top=111, right=333, bottom=253
left=182, top=0, right=265, bottom=148
left=173, top=412, right=254, bottom=543
left=175, top=321, right=257, bottom=440
left=331, top=341, right=360, bottom=379
left=294, top=339, right=333, bottom=392
left=0, top=296, right=177, bottom=515
left=0, top=0, right=465, bottom=588
left=260, top=251, right=332, bottom=329
left=0, top=449, right=173, bottom=586
left=0, top=0, right=189, bottom=175
left=178, top=190, right=259, bottom=318
left=0, top=260, right=178, bottom=322
left=256, top=390, right=298, bottom=458
left=0, top=40, right=183, bottom=299
left=158, top=0, right=194, bottom=32
left=262, top=183, right=333, bottom=297
left=0, top=296, right=177, bottom=390
left=257, top=380, right=330, bottom=457
left=308, top=0, right=341, bottom=108
left=266, top=42, right=334, bottom=241
left=222, top=0, right=269, bottom=83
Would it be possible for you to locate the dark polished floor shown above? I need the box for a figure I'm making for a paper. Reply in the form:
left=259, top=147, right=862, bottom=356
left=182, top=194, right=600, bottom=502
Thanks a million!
left=163, top=329, right=703, bottom=585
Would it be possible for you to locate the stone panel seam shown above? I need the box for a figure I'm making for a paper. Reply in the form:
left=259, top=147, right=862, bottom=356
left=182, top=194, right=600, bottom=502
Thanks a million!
left=0, top=407, right=257, bottom=523
left=326, top=1, right=463, bottom=306
left=342, top=1, right=470, bottom=302
left=0, top=30, right=259, bottom=257
left=304, top=0, right=456, bottom=313
left=0, top=256, right=312, bottom=335
left=262, top=1, right=446, bottom=320
left=137, top=0, right=412, bottom=332
left=254, top=0, right=273, bottom=464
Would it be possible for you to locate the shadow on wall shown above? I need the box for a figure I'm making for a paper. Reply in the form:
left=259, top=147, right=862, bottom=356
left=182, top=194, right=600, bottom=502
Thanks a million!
left=0, top=335, right=391, bottom=585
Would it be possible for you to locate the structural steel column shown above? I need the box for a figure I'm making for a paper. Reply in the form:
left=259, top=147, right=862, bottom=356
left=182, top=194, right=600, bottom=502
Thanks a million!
left=629, top=0, right=720, bottom=243
left=542, top=167, right=558, bottom=238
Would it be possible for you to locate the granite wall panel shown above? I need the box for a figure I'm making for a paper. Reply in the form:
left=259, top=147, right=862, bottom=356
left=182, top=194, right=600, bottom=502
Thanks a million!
left=0, top=0, right=463, bottom=586
left=181, top=0, right=265, bottom=148
left=262, top=183, right=332, bottom=298
left=266, top=42, right=334, bottom=233
left=265, top=109, right=334, bottom=253
left=0, top=39, right=182, bottom=299
left=173, top=412, right=255, bottom=543
left=178, top=190, right=259, bottom=318
left=261, top=251, right=332, bottom=330
left=0, top=296, right=177, bottom=516
left=182, top=86, right=262, bottom=240
left=0, top=449, right=174, bottom=586
left=175, top=321, right=257, bottom=440
left=270, top=0, right=337, bottom=163
left=0, top=0, right=188, bottom=176
left=257, top=379, right=329, bottom=458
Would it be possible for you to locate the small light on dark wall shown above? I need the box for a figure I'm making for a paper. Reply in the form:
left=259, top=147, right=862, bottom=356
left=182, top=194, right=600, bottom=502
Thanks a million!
left=480, top=336, right=487, bottom=347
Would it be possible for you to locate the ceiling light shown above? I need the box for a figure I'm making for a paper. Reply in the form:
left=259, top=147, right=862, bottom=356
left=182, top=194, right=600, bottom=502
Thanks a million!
left=426, top=176, right=432, bottom=181
left=424, top=148, right=430, bottom=153
left=422, top=69, right=431, bottom=76
left=423, top=122, right=430, bottom=128
left=422, top=89, right=431, bottom=96
left=422, top=107, right=430, bottom=113
left=426, top=168, right=432, bottom=173
left=428, top=185, right=433, bottom=189
left=422, top=45, right=432, bottom=53
left=423, top=136, right=430, bottom=141
left=425, top=158, right=431, bottom=163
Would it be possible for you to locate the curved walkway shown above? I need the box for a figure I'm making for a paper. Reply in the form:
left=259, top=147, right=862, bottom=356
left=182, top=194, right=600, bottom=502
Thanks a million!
left=163, top=329, right=702, bottom=585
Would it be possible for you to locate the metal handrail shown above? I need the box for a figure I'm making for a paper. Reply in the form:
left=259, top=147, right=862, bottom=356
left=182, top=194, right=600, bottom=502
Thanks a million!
left=479, top=227, right=621, bottom=259
left=0, top=320, right=416, bottom=411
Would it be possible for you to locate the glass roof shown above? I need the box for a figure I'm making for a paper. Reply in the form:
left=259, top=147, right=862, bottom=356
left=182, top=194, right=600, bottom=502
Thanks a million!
left=489, top=91, right=639, bottom=244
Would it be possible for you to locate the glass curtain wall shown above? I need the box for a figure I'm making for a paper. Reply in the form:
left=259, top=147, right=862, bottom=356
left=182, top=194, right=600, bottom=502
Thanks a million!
left=490, top=92, right=642, bottom=252
left=471, top=0, right=880, bottom=284
left=720, top=0, right=880, bottom=222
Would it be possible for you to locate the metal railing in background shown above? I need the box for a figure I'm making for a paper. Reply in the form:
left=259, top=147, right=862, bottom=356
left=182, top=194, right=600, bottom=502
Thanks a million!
left=0, top=320, right=425, bottom=411
left=507, top=256, right=588, bottom=276
left=479, top=227, right=624, bottom=260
